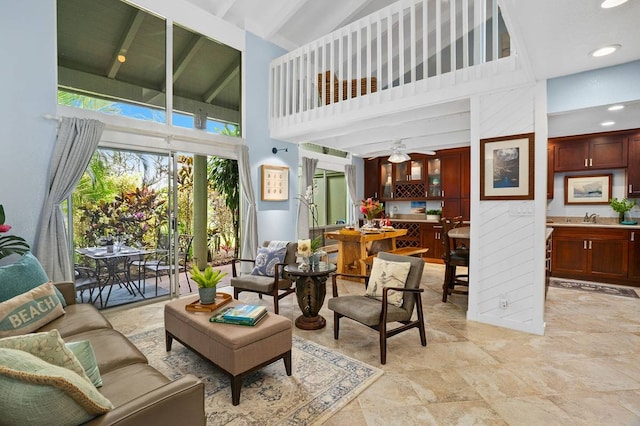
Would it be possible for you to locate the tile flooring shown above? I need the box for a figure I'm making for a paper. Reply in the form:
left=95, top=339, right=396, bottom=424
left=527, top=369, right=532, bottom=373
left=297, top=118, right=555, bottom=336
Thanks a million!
left=104, top=263, right=640, bottom=425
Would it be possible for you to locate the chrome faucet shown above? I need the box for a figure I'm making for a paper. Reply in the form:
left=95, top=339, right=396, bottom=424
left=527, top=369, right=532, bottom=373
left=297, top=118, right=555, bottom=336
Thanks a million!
left=584, top=213, right=597, bottom=223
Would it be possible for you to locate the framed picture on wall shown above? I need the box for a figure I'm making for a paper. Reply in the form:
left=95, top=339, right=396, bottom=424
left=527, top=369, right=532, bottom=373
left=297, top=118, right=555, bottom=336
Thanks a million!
left=261, top=165, right=289, bottom=201
left=564, top=174, right=612, bottom=205
left=480, top=133, right=535, bottom=200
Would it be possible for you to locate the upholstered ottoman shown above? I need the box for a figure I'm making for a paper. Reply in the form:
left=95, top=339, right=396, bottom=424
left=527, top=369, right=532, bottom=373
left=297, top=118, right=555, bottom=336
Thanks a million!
left=164, top=297, right=292, bottom=405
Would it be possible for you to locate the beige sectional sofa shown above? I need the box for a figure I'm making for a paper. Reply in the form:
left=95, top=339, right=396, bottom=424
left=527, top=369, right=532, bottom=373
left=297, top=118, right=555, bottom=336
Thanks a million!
left=35, top=282, right=205, bottom=425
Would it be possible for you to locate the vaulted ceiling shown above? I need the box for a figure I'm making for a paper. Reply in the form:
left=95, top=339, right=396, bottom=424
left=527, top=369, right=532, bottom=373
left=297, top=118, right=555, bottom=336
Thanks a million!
left=185, top=0, right=640, bottom=143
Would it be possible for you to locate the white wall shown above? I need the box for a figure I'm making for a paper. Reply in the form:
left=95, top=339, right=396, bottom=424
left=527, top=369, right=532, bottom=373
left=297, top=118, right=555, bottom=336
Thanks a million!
left=0, top=1, right=58, bottom=247
left=468, top=84, right=546, bottom=335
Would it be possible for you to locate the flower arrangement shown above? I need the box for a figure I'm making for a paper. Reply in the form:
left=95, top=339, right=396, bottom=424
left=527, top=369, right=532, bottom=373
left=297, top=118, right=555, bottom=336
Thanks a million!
left=359, top=198, right=384, bottom=220
left=298, top=185, right=323, bottom=252
left=0, top=204, right=30, bottom=260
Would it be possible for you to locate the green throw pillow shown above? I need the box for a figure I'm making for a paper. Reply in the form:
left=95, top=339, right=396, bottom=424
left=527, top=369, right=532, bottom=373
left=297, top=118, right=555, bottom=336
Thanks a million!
left=0, top=348, right=113, bottom=425
left=0, top=329, right=91, bottom=384
left=66, top=340, right=103, bottom=388
left=0, top=282, right=66, bottom=338
left=0, top=252, right=66, bottom=307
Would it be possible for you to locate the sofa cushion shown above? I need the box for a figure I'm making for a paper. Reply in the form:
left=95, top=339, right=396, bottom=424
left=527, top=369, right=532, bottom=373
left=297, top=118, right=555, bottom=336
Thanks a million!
left=0, top=251, right=66, bottom=306
left=98, top=363, right=170, bottom=407
left=37, top=303, right=112, bottom=337
left=63, top=328, right=148, bottom=375
left=66, top=340, right=103, bottom=388
left=0, top=282, right=65, bottom=337
left=0, top=329, right=90, bottom=383
left=0, top=348, right=113, bottom=425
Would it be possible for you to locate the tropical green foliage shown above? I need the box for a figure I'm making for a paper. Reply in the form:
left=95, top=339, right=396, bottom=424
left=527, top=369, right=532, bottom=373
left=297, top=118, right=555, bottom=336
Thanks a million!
left=190, top=264, right=227, bottom=288
left=610, top=197, right=636, bottom=214
left=0, top=205, right=30, bottom=259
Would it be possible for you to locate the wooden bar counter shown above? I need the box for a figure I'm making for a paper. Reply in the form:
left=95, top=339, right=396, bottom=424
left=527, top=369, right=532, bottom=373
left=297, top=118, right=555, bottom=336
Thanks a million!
left=325, top=228, right=408, bottom=278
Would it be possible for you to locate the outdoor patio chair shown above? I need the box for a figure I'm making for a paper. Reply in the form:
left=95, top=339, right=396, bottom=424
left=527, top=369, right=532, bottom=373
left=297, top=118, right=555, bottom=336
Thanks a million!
left=143, top=234, right=194, bottom=294
left=327, top=251, right=426, bottom=364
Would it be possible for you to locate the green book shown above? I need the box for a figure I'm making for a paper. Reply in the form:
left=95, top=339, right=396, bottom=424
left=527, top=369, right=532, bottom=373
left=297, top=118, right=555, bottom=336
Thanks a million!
left=210, top=306, right=268, bottom=326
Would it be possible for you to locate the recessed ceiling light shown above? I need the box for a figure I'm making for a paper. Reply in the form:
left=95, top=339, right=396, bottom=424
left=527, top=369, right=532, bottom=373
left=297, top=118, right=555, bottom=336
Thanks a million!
left=601, top=121, right=615, bottom=126
left=117, top=54, right=126, bottom=63
left=601, top=0, right=628, bottom=8
left=590, top=44, right=621, bottom=57
left=608, top=105, right=625, bottom=111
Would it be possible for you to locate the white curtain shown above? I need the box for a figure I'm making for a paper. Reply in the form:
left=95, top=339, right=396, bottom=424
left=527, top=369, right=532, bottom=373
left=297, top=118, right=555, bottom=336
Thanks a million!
left=237, top=145, right=258, bottom=268
left=296, top=157, right=318, bottom=239
left=345, top=164, right=359, bottom=227
left=35, top=117, right=105, bottom=281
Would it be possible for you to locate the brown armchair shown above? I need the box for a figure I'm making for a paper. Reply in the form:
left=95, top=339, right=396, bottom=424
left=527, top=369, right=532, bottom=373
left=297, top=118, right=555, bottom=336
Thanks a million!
left=230, top=241, right=298, bottom=314
left=327, top=252, right=426, bottom=364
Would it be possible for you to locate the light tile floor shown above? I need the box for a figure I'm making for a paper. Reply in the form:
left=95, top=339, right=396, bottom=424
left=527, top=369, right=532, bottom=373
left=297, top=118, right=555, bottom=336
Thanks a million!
left=104, top=263, right=640, bottom=425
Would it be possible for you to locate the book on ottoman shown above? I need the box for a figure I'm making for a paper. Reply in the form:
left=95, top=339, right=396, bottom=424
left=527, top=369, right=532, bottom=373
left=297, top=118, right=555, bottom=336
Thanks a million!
left=210, top=304, right=268, bottom=326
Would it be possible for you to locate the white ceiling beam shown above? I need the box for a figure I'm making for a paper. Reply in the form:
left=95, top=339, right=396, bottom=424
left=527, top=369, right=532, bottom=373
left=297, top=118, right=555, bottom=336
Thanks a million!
left=106, top=10, right=145, bottom=79
left=333, top=0, right=371, bottom=31
left=216, top=0, right=238, bottom=18
left=264, top=0, right=313, bottom=39
left=203, top=58, right=240, bottom=103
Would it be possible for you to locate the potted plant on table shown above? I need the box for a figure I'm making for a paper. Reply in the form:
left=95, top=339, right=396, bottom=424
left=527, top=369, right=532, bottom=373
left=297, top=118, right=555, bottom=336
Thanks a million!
left=426, top=209, right=442, bottom=222
left=0, top=204, right=30, bottom=260
left=610, top=198, right=637, bottom=224
left=191, top=264, right=227, bottom=304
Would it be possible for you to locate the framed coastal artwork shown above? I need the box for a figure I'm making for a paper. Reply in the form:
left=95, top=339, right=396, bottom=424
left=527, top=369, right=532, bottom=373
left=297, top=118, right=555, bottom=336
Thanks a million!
left=564, top=174, right=612, bottom=205
left=261, top=165, right=289, bottom=201
left=480, top=133, right=535, bottom=200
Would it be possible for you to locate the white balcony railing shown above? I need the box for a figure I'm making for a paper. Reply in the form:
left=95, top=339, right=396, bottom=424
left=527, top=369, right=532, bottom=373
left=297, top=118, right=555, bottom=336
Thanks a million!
left=270, top=0, right=512, bottom=136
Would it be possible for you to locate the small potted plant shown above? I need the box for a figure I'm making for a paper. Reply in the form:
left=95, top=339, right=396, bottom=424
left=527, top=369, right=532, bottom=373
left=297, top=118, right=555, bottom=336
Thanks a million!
left=426, top=209, right=442, bottom=222
left=610, top=198, right=637, bottom=224
left=190, top=264, right=227, bottom=304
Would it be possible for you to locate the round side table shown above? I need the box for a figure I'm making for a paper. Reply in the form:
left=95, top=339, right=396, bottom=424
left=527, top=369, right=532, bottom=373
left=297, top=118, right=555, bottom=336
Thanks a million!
left=284, top=262, right=336, bottom=330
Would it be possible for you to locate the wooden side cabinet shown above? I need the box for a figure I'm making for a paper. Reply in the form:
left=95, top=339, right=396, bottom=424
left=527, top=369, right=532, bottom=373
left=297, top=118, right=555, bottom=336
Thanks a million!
left=628, top=133, right=640, bottom=198
left=551, top=226, right=632, bottom=284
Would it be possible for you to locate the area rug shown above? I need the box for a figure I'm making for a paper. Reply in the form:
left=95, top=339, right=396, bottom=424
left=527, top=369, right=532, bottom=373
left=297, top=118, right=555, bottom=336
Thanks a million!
left=549, top=278, right=639, bottom=299
left=128, top=327, right=383, bottom=425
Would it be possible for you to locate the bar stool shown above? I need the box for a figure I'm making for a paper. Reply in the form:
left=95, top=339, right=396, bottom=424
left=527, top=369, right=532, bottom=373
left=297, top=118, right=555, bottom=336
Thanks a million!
left=441, top=217, right=469, bottom=302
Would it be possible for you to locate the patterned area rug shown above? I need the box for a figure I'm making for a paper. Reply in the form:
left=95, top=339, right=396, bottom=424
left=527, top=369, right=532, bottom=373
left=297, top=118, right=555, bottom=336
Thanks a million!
left=128, top=327, right=383, bottom=425
left=549, top=278, right=639, bottom=299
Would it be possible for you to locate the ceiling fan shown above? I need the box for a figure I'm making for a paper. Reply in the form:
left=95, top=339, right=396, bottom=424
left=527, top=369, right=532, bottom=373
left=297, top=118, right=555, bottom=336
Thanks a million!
left=367, top=140, right=435, bottom=163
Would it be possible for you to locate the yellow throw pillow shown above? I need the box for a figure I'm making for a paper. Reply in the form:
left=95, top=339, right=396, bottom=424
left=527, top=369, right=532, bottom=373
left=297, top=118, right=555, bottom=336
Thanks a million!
left=365, top=257, right=411, bottom=307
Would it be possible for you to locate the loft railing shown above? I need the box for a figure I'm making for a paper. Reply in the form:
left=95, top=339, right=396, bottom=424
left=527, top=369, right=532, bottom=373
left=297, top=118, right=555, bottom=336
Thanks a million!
left=270, top=0, right=511, bottom=127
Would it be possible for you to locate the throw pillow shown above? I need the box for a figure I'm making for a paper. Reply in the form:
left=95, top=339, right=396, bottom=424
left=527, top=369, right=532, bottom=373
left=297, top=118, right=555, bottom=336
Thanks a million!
left=251, top=246, right=287, bottom=277
left=0, top=282, right=65, bottom=338
left=0, top=329, right=91, bottom=384
left=365, top=257, right=411, bottom=307
left=66, top=340, right=103, bottom=388
left=0, top=251, right=66, bottom=307
left=0, top=348, right=113, bottom=425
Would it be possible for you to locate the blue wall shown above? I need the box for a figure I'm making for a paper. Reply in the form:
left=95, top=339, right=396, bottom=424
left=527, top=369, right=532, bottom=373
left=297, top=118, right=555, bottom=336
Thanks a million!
left=245, top=32, right=299, bottom=243
left=547, top=60, right=640, bottom=113
left=0, top=0, right=58, bottom=247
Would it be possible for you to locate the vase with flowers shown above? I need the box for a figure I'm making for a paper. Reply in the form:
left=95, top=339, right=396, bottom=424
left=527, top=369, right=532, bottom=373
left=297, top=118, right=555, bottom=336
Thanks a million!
left=0, top=204, right=30, bottom=260
left=298, top=185, right=323, bottom=265
left=359, top=198, right=384, bottom=229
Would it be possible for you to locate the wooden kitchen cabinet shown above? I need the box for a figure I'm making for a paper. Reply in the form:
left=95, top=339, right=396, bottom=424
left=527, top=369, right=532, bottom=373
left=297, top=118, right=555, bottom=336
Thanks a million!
left=547, top=143, right=554, bottom=200
left=364, top=158, right=380, bottom=199
left=420, top=222, right=444, bottom=261
left=378, top=156, right=427, bottom=200
left=551, top=226, right=631, bottom=284
left=628, top=133, right=640, bottom=198
left=629, top=230, right=640, bottom=281
left=392, top=221, right=422, bottom=249
left=552, top=132, right=628, bottom=172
